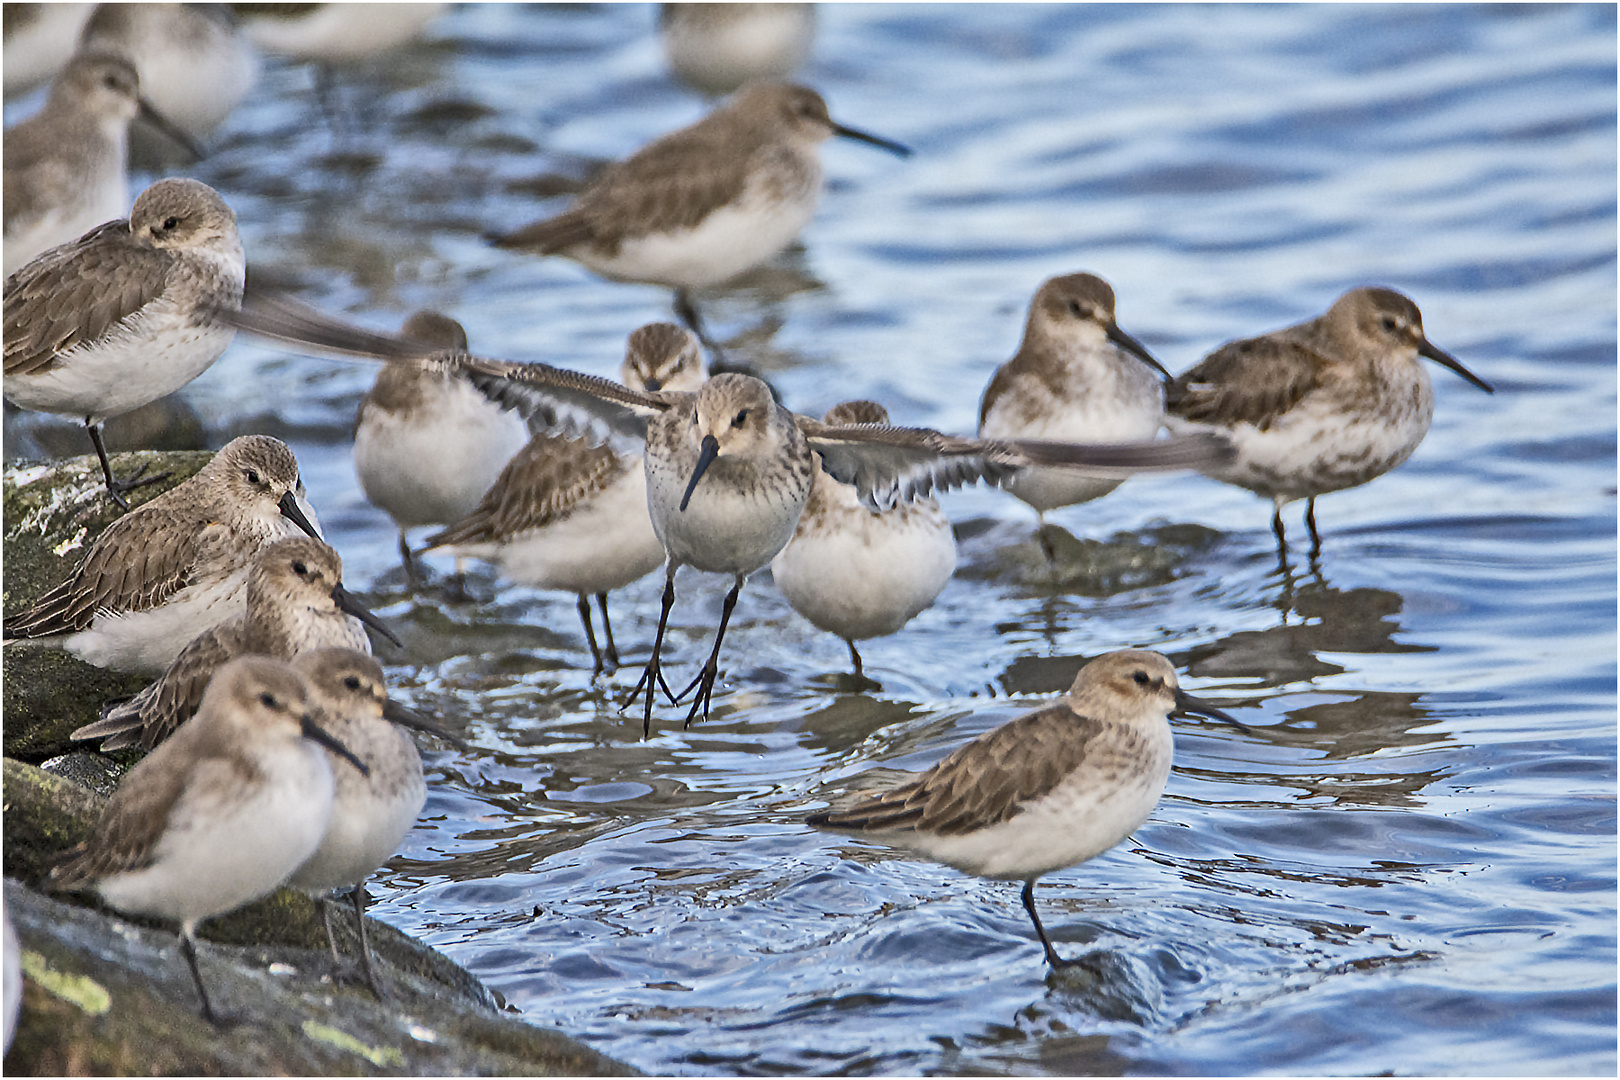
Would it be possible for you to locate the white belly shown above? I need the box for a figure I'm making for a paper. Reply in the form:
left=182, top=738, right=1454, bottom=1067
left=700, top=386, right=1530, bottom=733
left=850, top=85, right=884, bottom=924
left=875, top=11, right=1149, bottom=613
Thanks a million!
left=882, top=746, right=1171, bottom=881
left=980, top=371, right=1164, bottom=513
left=574, top=180, right=819, bottom=289
left=4, top=299, right=234, bottom=423
left=648, top=454, right=807, bottom=576
left=772, top=490, right=955, bottom=641
left=455, top=466, right=668, bottom=594
left=1165, top=379, right=1435, bottom=503
left=289, top=722, right=425, bottom=893
left=96, top=743, right=334, bottom=928
left=354, top=379, right=528, bottom=530
left=64, top=573, right=246, bottom=675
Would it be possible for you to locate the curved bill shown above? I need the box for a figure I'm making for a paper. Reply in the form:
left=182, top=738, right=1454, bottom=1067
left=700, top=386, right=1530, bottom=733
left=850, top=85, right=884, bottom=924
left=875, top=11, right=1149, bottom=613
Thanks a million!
left=383, top=699, right=472, bottom=751
left=277, top=489, right=322, bottom=540
left=1174, top=687, right=1250, bottom=733
left=680, top=434, right=721, bottom=512
left=830, top=121, right=912, bottom=157
left=301, top=714, right=370, bottom=776
left=331, top=583, right=403, bottom=648
left=1106, top=321, right=1170, bottom=379
left=1419, top=339, right=1493, bottom=393
left=135, top=97, right=206, bottom=162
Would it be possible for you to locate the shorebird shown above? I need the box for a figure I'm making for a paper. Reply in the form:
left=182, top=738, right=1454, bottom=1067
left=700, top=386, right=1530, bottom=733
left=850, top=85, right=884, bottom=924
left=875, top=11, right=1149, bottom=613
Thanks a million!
left=490, top=81, right=909, bottom=345
left=72, top=537, right=400, bottom=752
left=75, top=2, right=260, bottom=153
left=1163, top=286, right=1494, bottom=556
left=286, top=648, right=427, bottom=1000
left=3, top=177, right=246, bottom=509
left=659, top=4, right=817, bottom=97
left=424, top=321, right=708, bottom=674
left=352, top=311, right=529, bottom=587
left=770, top=400, right=956, bottom=680
left=807, top=649, right=1243, bottom=969
left=215, top=290, right=1232, bottom=735
left=979, top=272, right=1169, bottom=560
left=3, top=51, right=203, bottom=275
left=49, top=654, right=368, bottom=1026
left=4, top=435, right=322, bottom=674
left=237, top=3, right=446, bottom=63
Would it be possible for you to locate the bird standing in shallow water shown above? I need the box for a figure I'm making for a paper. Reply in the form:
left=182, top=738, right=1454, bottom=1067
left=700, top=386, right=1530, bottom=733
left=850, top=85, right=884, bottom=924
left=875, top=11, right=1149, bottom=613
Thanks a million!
left=352, top=311, right=529, bottom=590
left=807, top=649, right=1243, bottom=969
left=424, top=322, right=709, bottom=675
left=978, top=272, right=1169, bottom=562
left=1163, top=286, right=1493, bottom=558
left=491, top=81, right=909, bottom=348
left=770, top=399, right=957, bottom=681
left=216, top=290, right=1234, bottom=735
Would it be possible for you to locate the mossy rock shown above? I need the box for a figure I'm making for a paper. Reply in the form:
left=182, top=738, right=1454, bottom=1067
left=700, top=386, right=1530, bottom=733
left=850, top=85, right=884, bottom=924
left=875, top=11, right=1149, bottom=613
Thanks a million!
left=2, top=760, right=635, bottom=1075
left=2, top=452, right=214, bottom=763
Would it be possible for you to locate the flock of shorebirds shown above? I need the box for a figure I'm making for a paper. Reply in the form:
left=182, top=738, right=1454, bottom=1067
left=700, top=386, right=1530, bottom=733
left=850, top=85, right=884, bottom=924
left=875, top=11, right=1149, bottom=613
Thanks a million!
left=2, top=3, right=1496, bottom=1027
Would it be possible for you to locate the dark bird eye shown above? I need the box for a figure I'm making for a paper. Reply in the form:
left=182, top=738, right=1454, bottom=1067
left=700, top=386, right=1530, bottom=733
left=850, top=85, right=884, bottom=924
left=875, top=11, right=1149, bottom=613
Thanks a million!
left=245, top=469, right=261, bottom=485
left=734, top=409, right=749, bottom=426
left=343, top=676, right=361, bottom=690
left=162, top=215, right=180, bottom=231
left=1133, top=670, right=1151, bottom=686
left=1068, top=300, right=1085, bottom=318
left=1381, top=316, right=1398, bottom=332
left=260, top=692, right=277, bottom=708
left=292, top=561, right=308, bottom=575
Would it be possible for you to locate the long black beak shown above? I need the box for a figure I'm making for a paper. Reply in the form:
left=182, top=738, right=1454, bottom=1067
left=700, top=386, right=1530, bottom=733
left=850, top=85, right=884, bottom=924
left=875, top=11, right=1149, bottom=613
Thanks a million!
left=831, top=121, right=912, bottom=157
left=680, top=434, right=721, bottom=512
left=331, top=583, right=403, bottom=648
left=1174, top=687, right=1250, bottom=734
left=383, top=699, right=472, bottom=751
left=1419, top=338, right=1493, bottom=393
left=277, top=489, right=322, bottom=540
left=1106, top=321, right=1170, bottom=379
left=135, top=96, right=206, bottom=162
left=301, top=714, right=370, bottom=776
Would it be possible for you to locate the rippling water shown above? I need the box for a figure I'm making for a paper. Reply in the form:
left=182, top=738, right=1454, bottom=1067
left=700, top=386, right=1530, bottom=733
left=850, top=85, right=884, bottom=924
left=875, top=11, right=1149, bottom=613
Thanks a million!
left=8, top=4, right=1616, bottom=1075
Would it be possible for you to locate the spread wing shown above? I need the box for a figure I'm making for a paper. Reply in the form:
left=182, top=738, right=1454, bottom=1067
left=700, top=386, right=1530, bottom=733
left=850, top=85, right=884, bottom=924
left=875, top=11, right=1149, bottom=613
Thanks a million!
left=4, top=219, right=172, bottom=377
left=800, top=418, right=1233, bottom=512
left=807, top=704, right=1104, bottom=836
left=1165, top=335, right=1324, bottom=431
left=71, top=624, right=241, bottom=752
left=425, top=432, right=633, bottom=548
left=218, top=289, right=671, bottom=443
left=5, top=512, right=218, bottom=637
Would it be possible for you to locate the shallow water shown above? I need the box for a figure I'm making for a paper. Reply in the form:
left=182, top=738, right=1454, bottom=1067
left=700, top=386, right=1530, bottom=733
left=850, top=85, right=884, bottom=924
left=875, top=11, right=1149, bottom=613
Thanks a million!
left=7, top=4, right=1616, bottom=1075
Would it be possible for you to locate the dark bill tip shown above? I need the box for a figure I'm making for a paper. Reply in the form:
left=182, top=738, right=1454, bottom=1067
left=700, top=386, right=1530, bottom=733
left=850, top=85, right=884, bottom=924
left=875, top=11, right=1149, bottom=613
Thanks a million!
left=331, top=583, right=403, bottom=648
left=136, top=98, right=206, bottom=162
left=1106, top=322, right=1171, bottom=379
left=830, top=122, right=912, bottom=157
left=1174, top=687, right=1250, bottom=734
left=680, top=434, right=721, bottom=512
left=302, top=714, right=370, bottom=777
left=1419, top=339, right=1494, bottom=393
left=277, top=489, right=322, bottom=540
left=383, top=699, right=473, bottom=751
